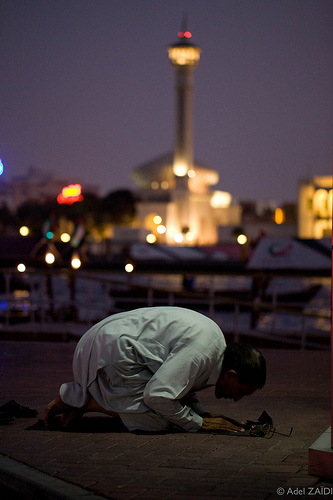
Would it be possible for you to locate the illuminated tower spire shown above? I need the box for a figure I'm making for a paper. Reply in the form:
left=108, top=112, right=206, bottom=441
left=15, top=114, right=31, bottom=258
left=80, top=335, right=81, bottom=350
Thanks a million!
left=168, top=25, right=201, bottom=181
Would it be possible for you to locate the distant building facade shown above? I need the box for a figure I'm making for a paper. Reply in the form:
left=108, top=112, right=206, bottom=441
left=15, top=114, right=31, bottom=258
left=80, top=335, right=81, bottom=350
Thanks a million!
left=298, top=175, right=332, bottom=239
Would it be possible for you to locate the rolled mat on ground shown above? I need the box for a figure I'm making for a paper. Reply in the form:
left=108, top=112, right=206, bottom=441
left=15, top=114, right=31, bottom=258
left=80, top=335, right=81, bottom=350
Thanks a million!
left=26, top=410, right=280, bottom=437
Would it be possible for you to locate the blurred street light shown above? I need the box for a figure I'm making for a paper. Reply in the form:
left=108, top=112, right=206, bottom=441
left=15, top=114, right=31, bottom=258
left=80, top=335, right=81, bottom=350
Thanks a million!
left=71, top=253, right=81, bottom=269
left=45, top=252, right=55, bottom=264
left=19, top=226, right=29, bottom=237
left=237, top=234, right=247, bottom=245
left=125, top=262, right=134, bottom=273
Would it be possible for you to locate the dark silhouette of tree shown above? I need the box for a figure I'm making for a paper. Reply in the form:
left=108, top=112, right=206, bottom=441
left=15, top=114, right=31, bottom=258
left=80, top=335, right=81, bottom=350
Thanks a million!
left=57, top=192, right=102, bottom=224
left=0, top=203, right=16, bottom=234
left=14, top=189, right=136, bottom=237
left=16, top=201, right=56, bottom=235
left=101, top=190, right=136, bottom=225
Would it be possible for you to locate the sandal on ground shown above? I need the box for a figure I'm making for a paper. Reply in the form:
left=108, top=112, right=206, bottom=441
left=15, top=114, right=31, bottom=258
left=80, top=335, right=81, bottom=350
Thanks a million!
left=0, top=400, right=38, bottom=418
left=0, top=411, right=15, bottom=424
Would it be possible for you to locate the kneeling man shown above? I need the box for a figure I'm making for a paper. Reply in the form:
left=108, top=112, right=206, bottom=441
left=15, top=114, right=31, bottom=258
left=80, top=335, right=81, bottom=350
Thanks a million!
left=44, top=307, right=266, bottom=433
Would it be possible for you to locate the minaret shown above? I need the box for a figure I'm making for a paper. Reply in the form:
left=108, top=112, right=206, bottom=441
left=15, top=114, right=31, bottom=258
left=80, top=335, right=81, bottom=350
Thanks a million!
left=168, top=26, right=201, bottom=184
left=167, top=26, right=201, bottom=238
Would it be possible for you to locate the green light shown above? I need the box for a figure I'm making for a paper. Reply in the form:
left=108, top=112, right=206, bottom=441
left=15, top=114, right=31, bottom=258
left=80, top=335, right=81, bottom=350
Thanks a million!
left=46, top=231, right=53, bottom=239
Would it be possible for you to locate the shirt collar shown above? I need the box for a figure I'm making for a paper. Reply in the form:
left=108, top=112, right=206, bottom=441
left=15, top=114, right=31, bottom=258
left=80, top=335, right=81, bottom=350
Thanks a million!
left=207, top=352, right=224, bottom=385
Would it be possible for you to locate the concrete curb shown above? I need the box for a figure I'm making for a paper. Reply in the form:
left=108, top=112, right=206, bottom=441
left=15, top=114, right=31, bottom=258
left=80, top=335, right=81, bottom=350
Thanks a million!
left=0, top=455, right=109, bottom=500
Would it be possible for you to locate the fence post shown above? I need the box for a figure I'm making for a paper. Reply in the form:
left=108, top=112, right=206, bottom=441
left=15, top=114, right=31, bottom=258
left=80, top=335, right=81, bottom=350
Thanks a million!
left=86, top=278, right=93, bottom=323
left=147, top=287, right=154, bottom=307
left=68, top=273, right=78, bottom=321
left=234, top=303, right=240, bottom=342
left=40, top=274, right=47, bottom=326
left=300, top=314, right=307, bottom=350
left=104, top=283, right=110, bottom=316
left=271, top=280, right=277, bottom=333
left=29, top=273, right=37, bottom=323
left=4, top=272, right=10, bottom=327
left=208, top=276, right=215, bottom=317
left=168, top=292, right=175, bottom=306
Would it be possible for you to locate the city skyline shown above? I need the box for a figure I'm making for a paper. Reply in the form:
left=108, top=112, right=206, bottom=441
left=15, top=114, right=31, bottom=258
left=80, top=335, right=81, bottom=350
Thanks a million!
left=0, top=0, right=332, bottom=204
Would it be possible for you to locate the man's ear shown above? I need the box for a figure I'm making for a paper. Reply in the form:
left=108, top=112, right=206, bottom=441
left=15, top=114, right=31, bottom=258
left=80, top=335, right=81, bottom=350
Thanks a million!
left=225, top=369, right=239, bottom=382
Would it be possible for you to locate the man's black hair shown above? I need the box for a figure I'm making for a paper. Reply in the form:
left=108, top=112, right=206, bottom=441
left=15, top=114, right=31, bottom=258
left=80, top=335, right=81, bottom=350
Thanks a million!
left=222, top=344, right=266, bottom=388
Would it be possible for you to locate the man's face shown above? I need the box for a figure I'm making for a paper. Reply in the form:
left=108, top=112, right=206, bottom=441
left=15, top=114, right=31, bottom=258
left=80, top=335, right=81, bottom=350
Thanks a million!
left=215, top=370, right=258, bottom=401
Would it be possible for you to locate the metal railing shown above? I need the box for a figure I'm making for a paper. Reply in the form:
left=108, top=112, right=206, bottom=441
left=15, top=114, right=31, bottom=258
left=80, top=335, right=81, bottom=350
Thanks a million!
left=0, top=268, right=330, bottom=349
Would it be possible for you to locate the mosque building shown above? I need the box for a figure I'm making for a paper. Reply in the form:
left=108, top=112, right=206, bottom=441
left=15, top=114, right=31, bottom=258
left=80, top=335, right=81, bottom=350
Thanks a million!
left=4, top=29, right=328, bottom=245
left=127, top=28, right=241, bottom=246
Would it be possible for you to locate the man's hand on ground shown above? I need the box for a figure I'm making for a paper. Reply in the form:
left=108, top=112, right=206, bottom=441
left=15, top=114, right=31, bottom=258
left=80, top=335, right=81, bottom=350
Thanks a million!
left=208, top=413, right=246, bottom=426
left=200, top=416, right=245, bottom=433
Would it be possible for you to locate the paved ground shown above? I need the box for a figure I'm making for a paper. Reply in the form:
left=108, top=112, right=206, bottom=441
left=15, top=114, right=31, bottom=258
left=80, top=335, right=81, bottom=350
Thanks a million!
left=0, top=338, right=332, bottom=499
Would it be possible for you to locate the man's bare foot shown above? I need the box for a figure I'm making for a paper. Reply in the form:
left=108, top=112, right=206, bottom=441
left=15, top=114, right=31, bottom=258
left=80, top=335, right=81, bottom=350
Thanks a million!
left=60, top=408, right=84, bottom=428
left=44, top=394, right=120, bottom=429
left=44, top=395, right=80, bottom=428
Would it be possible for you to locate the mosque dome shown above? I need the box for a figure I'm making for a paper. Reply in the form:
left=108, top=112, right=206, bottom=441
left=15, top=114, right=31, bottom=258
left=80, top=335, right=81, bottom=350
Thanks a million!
left=131, top=152, right=219, bottom=194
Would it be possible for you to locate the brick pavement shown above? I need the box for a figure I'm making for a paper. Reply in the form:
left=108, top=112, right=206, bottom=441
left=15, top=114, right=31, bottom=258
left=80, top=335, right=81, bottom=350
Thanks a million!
left=0, top=339, right=332, bottom=499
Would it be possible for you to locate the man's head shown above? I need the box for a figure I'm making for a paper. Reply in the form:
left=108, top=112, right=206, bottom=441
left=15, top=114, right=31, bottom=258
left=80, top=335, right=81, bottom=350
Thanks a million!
left=215, top=344, right=266, bottom=401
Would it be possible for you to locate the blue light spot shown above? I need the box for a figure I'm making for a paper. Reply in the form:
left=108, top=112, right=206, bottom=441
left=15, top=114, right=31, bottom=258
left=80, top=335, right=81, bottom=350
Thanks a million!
left=0, top=159, right=3, bottom=176
left=0, top=300, right=7, bottom=310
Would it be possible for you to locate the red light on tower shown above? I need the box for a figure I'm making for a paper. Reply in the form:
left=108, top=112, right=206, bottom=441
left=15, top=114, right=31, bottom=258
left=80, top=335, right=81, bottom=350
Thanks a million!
left=178, top=31, right=192, bottom=39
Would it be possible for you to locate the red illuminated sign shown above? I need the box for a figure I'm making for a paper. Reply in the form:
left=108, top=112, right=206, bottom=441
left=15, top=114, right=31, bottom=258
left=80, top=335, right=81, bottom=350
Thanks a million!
left=57, top=184, right=84, bottom=205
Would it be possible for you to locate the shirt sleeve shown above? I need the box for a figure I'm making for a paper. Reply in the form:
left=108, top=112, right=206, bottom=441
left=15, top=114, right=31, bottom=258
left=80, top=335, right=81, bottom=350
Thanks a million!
left=142, top=347, right=208, bottom=432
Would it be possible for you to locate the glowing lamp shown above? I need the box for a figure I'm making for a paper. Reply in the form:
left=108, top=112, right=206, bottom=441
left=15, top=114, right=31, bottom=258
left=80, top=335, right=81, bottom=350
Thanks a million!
left=185, top=232, right=195, bottom=242
left=178, top=31, right=192, bottom=39
left=71, top=253, right=81, bottom=269
left=174, top=233, right=184, bottom=243
left=125, top=262, right=134, bottom=273
left=210, top=191, right=232, bottom=208
left=45, top=252, right=55, bottom=264
left=168, top=44, right=201, bottom=66
left=60, top=232, right=71, bottom=243
left=173, top=163, right=188, bottom=177
left=146, top=234, right=157, bottom=244
left=275, top=208, right=285, bottom=225
left=157, top=225, right=166, bottom=234
left=19, top=226, right=29, bottom=237
left=237, top=234, right=247, bottom=245
left=153, top=215, right=162, bottom=225
left=17, top=263, right=26, bottom=273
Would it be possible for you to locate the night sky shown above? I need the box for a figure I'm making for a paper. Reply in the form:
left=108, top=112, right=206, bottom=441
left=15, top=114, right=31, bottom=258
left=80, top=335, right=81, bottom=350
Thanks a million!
left=0, top=0, right=332, bottom=204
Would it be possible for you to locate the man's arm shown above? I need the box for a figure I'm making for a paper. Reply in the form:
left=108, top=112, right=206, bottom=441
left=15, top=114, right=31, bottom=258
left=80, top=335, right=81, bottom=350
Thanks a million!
left=143, top=350, right=208, bottom=432
left=181, top=393, right=211, bottom=417
left=143, top=349, right=246, bottom=433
